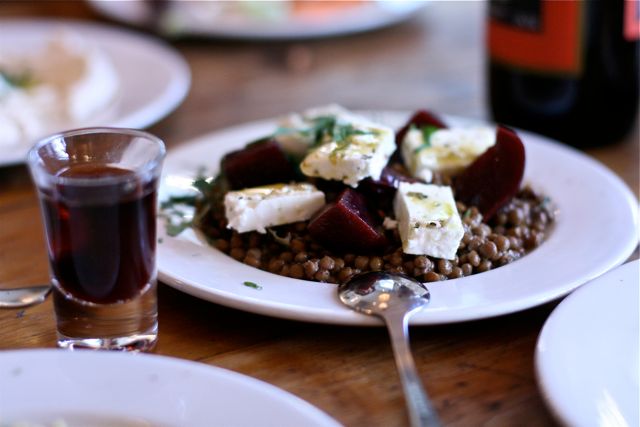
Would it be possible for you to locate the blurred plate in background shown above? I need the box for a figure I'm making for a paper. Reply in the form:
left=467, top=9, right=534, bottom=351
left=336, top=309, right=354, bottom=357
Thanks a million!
left=0, top=349, right=341, bottom=427
left=87, top=0, right=426, bottom=40
left=536, top=260, right=639, bottom=427
left=0, top=19, right=190, bottom=166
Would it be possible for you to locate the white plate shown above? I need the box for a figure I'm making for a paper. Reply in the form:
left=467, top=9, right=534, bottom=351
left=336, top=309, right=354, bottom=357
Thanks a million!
left=157, top=111, right=639, bottom=326
left=535, top=260, right=639, bottom=427
left=88, top=0, right=425, bottom=40
left=0, top=349, right=341, bottom=427
left=0, top=19, right=191, bottom=166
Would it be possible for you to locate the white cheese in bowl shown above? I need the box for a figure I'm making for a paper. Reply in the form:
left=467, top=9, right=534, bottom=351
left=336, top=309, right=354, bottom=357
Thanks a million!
left=0, top=30, right=119, bottom=147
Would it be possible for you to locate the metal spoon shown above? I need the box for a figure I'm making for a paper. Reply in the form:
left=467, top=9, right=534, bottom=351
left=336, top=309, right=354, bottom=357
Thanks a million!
left=0, top=284, right=51, bottom=308
left=338, top=271, right=440, bottom=427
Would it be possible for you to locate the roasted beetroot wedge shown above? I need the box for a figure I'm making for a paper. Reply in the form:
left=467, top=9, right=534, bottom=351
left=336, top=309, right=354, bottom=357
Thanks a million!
left=395, top=109, right=448, bottom=146
left=454, top=126, right=525, bottom=221
left=358, top=166, right=419, bottom=207
left=308, top=188, right=388, bottom=253
left=222, top=138, right=296, bottom=190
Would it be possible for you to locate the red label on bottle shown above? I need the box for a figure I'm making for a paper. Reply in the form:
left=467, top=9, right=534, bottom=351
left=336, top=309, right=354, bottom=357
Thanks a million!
left=488, top=1, right=583, bottom=75
left=625, top=0, right=640, bottom=40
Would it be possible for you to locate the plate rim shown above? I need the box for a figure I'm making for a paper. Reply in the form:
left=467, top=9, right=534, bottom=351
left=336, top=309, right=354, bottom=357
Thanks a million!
left=0, top=18, right=191, bottom=166
left=534, top=260, right=640, bottom=427
left=0, top=348, right=341, bottom=427
left=157, top=111, right=639, bottom=326
left=87, top=0, right=426, bottom=40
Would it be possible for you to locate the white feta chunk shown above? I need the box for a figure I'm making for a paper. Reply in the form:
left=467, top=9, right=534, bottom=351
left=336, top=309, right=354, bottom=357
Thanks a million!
left=402, top=126, right=495, bottom=182
left=224, top=183, right=325, bottom=234
left=297, top=110, right=395, bottom=187
left=274, top=104, right=356, bottom=156
left=393, top=182, right=464, bottom=260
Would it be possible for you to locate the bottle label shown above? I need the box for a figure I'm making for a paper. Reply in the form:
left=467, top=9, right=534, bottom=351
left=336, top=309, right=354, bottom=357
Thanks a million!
left=625, top=0, right=640, bottom=40
left=488, top=0, right=583, bottom=75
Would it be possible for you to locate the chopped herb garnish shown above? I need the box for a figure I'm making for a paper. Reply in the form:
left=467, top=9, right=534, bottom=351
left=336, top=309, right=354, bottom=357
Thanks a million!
left=193, top=176, right=215, bottom=196
left=161, top=195, right=197, bottom=210
left=278, top=115, right=374, bottom=150
left=413, top=125, right=440, bottom=153
left=407, top=191, right=429, bottom=200
left=541, top=196, right=551, bottom=209
left=0, top=69, right=35, bottom=89
left=159, top=172, right=222, bottom=237
left=243, top=281, right=262, bottom=290
left=166, top=220, right=192, bottom=237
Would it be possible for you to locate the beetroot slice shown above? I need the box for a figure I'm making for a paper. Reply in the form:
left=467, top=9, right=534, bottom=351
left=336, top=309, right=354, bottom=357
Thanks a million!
left=395, top=110, right=448, bottom=146
left=222, top=138, right=296, bottom=190
left=358, top=166, right=419, bottom=202
left=454, top=126, right=525, bottom=221
left=308, top=188, right=388, bottom=253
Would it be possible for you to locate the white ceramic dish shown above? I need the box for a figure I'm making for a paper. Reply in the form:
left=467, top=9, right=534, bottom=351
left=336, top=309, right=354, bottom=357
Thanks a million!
left=88, top=0, right=425, bottom=40
left=0, top=19, right=191, bottom=166
left=535, top=260, right=639, bottom=427
left=0, top=349, right=341, bottom=427
left=157, top=111, right=639, bottom=326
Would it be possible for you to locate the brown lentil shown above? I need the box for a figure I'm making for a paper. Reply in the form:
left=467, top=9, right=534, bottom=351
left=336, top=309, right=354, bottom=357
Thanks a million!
left=437, top=259, right=453, bottom=275
left=294, top=252, right=308, bottom=263
left=290, top=238, right=305, bottom=253
left=268, top=258, right=284, bottom=273
left=243, top=256, right=261, bottom=268
left=215, top=239, right=230, bottom=252
left=449, top=267, right=463, bottom=279
left=303, top=259, right=318, bottom=277
left=354, top=256, right=369, bottom=270
left=369, top=256, right=383, bottom=270
left=319, top=256, right=335, bottom=271
left=467, top=250, right=481, bottom=267
left=477, top=260, right=492, bottom=273
left=314, top=270, right=330, bottom=282
left=278, top=251, right=293, bottom=262
left=338, top=267, right=354, bottom=282
left=461, top=263, right=473, bottom=276
left=390, top=252, right=403, bottom=267
left=230, top=234, right=243, bottom=249
left=289, top=263, right=304, bottom=279
left=493, top=235, right=510, bottom=252
left=424, top=271, right=441, bottom=282
left=230, top=247, right=245, bottom=261
left=479, top=241, right=498, bottom=260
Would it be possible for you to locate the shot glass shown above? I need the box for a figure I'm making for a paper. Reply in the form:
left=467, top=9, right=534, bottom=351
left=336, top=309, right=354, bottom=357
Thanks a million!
left=27, top=128, right=165, bottom=351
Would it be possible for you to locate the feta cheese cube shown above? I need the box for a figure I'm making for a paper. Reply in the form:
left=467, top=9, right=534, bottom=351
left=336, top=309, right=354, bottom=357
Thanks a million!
left=274, top=104, right=350, bottom=156
left=393, top=182, right=464, bottom=260
left=297, top=110, right=395, bottom=187
left=224, top=183, right=325, bottom=233
left=402, top=126, right=495, bottom=182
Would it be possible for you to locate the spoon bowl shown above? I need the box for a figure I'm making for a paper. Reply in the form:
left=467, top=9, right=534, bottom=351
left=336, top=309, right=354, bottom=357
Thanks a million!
left=338, top=271, right=440, bottom=427
left=0, top=284, right=51, bottom=308
left=338, top=271, right=430, bottom=316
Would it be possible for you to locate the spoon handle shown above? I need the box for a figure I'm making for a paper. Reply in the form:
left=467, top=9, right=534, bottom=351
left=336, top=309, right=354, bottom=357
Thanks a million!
left=384, top=312, right=441, bottom=427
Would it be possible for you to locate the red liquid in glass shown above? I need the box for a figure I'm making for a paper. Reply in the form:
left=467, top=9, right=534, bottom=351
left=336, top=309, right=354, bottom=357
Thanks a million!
left=40, top=164, right=157, bottom=304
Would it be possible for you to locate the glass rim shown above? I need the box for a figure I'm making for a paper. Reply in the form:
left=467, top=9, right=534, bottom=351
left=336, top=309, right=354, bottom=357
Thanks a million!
left=27, top=127, right=166, bottom=186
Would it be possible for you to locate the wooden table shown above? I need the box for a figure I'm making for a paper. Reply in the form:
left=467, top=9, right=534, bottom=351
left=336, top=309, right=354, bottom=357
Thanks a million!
left=1, top=2, right=638, bottom=426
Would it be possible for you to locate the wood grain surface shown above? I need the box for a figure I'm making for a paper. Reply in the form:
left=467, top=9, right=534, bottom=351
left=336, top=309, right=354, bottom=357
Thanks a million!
left=0, top=2, right=638, bottom=426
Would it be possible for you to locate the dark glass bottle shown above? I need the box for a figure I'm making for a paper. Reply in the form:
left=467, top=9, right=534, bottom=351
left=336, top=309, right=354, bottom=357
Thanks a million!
left=487, top=0, right=639, bottom=148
